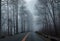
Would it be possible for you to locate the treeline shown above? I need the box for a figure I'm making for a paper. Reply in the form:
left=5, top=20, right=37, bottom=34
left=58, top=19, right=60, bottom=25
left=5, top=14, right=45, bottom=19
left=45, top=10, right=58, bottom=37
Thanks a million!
left=0, top=0, right=32, bottom=38
left=35, top=0, right=60, bottom=38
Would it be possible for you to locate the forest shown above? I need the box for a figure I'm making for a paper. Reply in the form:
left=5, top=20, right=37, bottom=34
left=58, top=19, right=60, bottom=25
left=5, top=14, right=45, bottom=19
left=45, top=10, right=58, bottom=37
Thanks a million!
left=0, top=0, right=60, bottom=39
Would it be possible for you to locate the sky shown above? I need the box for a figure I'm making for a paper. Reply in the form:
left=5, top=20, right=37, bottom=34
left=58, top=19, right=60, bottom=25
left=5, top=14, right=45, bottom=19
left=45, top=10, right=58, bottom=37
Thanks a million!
left=24, top=0, right=37, bottom=15
left=24, top=0, right=38, bottom=21
left=24, top=0, right=41, bottom=31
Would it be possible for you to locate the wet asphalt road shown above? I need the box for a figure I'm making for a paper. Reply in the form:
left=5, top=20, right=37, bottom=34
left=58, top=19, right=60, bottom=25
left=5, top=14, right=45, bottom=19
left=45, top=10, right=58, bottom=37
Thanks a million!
left=0, top=32, right=45, bottom=41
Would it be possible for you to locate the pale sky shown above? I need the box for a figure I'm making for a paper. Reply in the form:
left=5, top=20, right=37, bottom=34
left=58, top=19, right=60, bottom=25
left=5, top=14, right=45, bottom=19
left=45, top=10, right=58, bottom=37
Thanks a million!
left=24, top=0, right=37, bottom=15
left=24, top=0, right=41, bottom=31
left=24, top=0, right=38, bottom=21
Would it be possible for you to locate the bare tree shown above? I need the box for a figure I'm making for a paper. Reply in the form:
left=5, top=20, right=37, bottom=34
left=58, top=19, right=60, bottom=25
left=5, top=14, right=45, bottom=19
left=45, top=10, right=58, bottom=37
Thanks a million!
left=13, top=2, right=16, bottom=34
left=16, top=0, right=18, bottom=34
left=7, top=0, right=10, bottom=35
left=20, top=0, right=26, bottom=33
left=0, top=0, right=1, bottom=37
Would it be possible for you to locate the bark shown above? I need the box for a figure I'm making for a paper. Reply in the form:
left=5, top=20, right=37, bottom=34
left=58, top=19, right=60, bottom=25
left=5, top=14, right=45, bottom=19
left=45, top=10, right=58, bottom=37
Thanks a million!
left=13, top=5, right=15, bottom=34
left=7, top=0, right=9, bottom=35
left=51, top=0, right=58, bottom=35
left=0, top=0, right=1, bottom=36
left=16, top=0, right=18, bottom=34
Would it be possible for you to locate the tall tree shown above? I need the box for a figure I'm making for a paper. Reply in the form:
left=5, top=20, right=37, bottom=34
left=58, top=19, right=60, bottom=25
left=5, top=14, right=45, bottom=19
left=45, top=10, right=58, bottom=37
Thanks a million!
left=0, top=0, right=1, bottom=36
left=7, top=0, right=9, bottom=35
left=16, top=0, right=18, bottom=34
left=13, top=1, right=15, bottom=34
left=46, top=0, right=58, bottom=35
left=20, top=0, right=26, bottom=33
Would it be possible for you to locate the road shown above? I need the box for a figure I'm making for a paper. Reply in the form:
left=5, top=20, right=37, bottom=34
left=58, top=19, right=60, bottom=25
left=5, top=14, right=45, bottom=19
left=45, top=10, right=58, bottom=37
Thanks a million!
left=0, top=32, right=46, bottom=41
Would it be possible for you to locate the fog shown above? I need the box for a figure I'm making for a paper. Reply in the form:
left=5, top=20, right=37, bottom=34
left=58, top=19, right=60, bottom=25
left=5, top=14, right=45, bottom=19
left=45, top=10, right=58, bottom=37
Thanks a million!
left=24, top=0, right=43, bottom=31
left=1, top=0, right=60, bottom=37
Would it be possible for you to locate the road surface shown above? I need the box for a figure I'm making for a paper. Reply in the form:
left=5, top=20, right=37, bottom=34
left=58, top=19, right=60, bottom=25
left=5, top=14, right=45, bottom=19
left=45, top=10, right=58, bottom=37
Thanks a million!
left=0, top=32, right=46, bottom=41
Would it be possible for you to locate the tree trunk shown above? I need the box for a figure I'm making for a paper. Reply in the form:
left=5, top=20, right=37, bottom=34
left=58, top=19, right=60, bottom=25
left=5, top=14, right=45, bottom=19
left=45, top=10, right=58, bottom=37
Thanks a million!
left=21, top=15, right=23, bottom=33
left=7, top=0, right=9, bottom=35
left=16, top=0, right=18, bottom=34
left=13, top=2, right=15, bottom=35
left=0, top=0, right=1, bottom=37
left=51, top=0, right=58, bottom=36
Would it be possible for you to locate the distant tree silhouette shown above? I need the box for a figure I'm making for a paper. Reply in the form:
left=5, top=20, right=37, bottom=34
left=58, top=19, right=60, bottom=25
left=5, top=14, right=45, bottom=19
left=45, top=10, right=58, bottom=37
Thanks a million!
left=0, top=0, right=1, bottom=37
left=7, top=0, right=9, bottom=35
